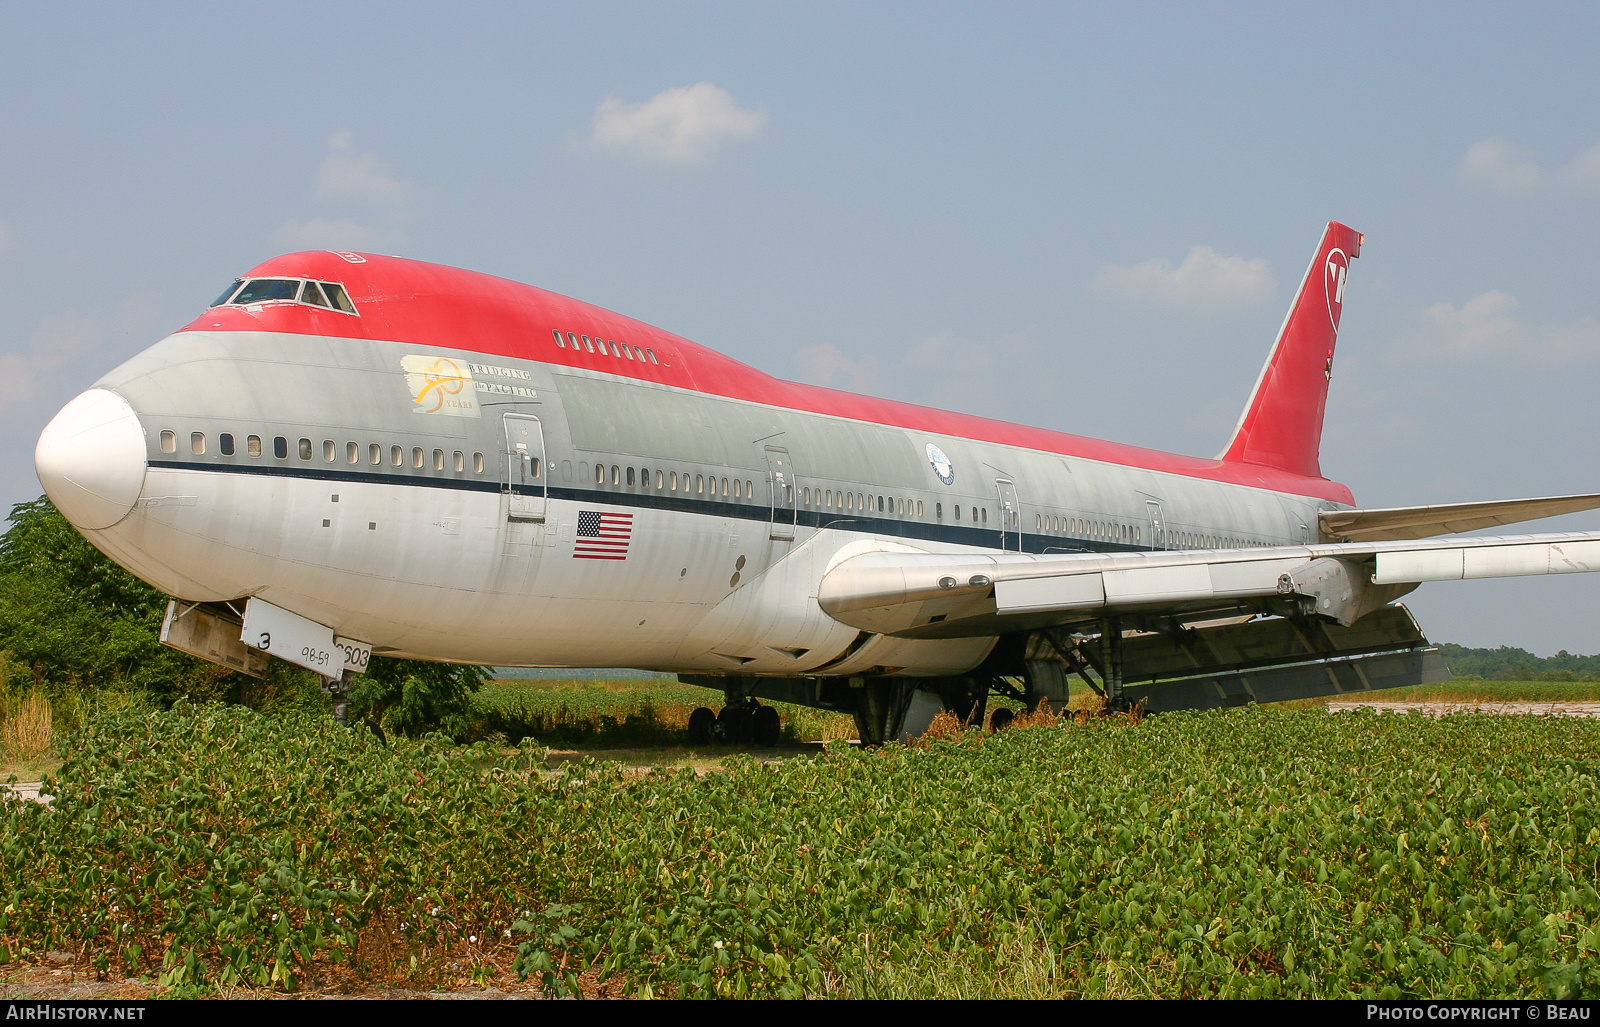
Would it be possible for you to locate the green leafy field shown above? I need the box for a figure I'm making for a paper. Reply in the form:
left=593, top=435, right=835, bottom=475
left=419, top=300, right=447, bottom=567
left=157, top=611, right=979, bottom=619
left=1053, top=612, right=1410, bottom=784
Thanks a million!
left=6, top=701, right=1600, bottom=998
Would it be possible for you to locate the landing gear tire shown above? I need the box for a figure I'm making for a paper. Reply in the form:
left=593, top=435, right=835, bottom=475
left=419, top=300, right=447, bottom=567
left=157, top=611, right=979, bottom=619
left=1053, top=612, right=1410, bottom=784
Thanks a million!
left=688, top=706, right=716, bottom=745
left=989, top=707, right=1015, bottom=732
left=751, top=705, right=781, bottom=747
left=718, top=706, right=753, bottom=745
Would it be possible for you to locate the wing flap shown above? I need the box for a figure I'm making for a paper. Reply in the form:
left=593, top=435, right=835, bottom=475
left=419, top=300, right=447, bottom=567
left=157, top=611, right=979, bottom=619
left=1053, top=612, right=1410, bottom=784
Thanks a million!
left=1320, top=493, right=1600, bottom=542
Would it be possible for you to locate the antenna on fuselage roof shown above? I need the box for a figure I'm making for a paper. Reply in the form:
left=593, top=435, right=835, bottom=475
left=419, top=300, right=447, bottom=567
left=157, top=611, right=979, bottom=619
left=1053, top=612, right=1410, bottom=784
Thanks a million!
left=1217, top=221, right=1363, bottom=480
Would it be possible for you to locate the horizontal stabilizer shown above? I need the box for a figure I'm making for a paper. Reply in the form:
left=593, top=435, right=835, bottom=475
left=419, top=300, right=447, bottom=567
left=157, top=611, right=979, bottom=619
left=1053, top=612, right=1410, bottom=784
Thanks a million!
left=1320, top=493, right=1600, bottom=542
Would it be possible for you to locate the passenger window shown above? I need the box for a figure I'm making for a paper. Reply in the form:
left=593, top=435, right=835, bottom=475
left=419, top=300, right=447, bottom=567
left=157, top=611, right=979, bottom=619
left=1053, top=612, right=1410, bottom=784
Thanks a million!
left=454, top=451, right=464, bottom=472
left=274, top=436, right=288, bottom=459
left=721, top=477, right=729, bottom=496
left=553, top=329, right=566, bottom=348
left=917, top=501, right=924, bottom=517
left=697, top=474, right=704, bottom=494
left=582, top=335, right=595, bottom=353
left=369, top=444, right=380, bottom=464
left=247, top=435, right=261, bottom=457
left=655, top=469, right=664, bottom=489
left=323, top=440, right=335, bottom=461
left=391, top=445, right=403, bottom=466
left=612, top=465, right=620, bottom=485
left=802, top=487, right=809, bottom=504
left=647, top=349, right=659, bottom=365
left=191, top=432, right=205, bottom=455
left=620, top=343, right=634, bottom=360
left=626, top=467, right=636, bottom=486
left=474, top=453, right=484, bottom=474
left=322, top=283, right=357, bottom=314
left=670, top=472, right=678, bottom=491
left=160, top=430, right=176, bottom=453
left=981, top=508, right=987, bottom=523
left=746, top=480, right=753, bottom=498
left=877, top=495, right=884, bottom=512
left=412, top=447, right=424, bottom=468
left=299, top=439, right=313, bottom=460
left=220, top=433, right=234, bottom=456
left=300, top=281, right=331, bottom=308
left=347, top=442, right=358, bottom=463
left=433, top=449, right=444, bottom=471
left=596, top=463, right=605, bottom=485
left=632, top=346, right=647, bottom=361
left=955, top=506, right=961, bottom=521
left=936, top=503, right=943, bottom=518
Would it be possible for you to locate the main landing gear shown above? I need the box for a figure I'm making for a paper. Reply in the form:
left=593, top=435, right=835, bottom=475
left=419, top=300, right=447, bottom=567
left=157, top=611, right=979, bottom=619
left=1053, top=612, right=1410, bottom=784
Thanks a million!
left=687, top=702, right=782, bottom=747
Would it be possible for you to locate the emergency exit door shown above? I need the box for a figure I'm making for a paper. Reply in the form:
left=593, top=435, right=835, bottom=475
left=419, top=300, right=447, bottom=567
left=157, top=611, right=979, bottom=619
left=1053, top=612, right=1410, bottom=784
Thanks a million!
left=996, top=479, right=1022, bottom=552
left=765, top=446, right=796, bottom=541
left=503, top=414, right=546, bottom=522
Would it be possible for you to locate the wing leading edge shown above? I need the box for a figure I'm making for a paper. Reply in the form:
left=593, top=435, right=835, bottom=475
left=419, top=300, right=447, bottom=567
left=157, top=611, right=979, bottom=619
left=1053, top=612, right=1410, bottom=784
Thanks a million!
left=818, top=531, right=1600, bottom=639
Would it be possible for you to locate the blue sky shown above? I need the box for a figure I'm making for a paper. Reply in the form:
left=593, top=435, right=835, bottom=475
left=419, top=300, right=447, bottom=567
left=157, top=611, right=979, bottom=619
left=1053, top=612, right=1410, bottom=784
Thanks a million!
left=2, top=2, right=1597, bottom=652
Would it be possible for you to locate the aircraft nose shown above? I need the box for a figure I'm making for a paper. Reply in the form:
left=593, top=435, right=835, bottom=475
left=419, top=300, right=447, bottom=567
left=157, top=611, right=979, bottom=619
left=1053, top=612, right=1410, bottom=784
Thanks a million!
left=35, top=389, right=147, bottom=530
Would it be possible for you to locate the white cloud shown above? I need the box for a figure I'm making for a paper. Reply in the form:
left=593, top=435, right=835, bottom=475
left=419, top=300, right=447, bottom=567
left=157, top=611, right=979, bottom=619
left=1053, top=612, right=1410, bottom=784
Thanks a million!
left=1558, top=143, right=1600, bottom=192
left=1091, top=245, right=1276, bottom=310
left=590, top=83, right=767, bottom=166
left=1460, top=138, right=1543, bottom=196
left=315, top=130, right=413, bottom=208
left=275, top=132, right=413, bottom=253
left=0, top=313, right=101, bottom=396
left=272, top=217, right=397, bottom=252
left=796, top=342, right=878, bottom=391
left=1394, top=290, right=1598, bottom=365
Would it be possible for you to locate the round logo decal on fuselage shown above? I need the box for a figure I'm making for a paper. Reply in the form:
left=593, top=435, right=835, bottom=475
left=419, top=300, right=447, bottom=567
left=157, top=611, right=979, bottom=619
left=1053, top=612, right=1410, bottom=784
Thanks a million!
left=926, top=443, right=954, bottom=485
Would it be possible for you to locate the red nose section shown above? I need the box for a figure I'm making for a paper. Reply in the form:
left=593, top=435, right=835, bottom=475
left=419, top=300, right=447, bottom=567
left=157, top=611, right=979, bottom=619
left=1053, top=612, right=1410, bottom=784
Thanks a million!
left=1220, top=221, right=1362, bottom=480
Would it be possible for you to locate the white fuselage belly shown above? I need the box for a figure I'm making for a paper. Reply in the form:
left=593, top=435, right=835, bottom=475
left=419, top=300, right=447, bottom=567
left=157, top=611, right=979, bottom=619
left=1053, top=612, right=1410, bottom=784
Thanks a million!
left=81, top=332, right=1336, bottom=675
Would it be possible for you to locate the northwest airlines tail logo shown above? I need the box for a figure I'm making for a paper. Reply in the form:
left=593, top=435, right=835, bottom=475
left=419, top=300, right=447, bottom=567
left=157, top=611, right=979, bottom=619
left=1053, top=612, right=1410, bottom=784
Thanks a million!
left=1325, top=248, right=1350, bottom=330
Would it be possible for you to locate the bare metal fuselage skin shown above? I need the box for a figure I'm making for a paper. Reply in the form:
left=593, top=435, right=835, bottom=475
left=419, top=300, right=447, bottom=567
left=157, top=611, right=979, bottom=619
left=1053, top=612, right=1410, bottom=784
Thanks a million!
left=78, top=327, right=1336, bottom=677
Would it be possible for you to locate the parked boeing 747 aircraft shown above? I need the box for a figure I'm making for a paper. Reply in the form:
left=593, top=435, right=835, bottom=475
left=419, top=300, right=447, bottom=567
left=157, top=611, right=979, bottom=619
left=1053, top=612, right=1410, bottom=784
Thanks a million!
left=33, top=222, right=1600, bottom=743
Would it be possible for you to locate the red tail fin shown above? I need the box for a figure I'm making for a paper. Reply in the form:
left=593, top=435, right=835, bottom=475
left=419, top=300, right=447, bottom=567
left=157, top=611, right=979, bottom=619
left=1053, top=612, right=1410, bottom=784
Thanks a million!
left=1219, top=221, right=1362, bottom=478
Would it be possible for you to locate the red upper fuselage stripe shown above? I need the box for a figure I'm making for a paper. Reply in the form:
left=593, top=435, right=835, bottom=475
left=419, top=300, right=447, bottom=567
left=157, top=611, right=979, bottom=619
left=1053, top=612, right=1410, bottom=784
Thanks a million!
left=180, top=251, right=1355, bottom=504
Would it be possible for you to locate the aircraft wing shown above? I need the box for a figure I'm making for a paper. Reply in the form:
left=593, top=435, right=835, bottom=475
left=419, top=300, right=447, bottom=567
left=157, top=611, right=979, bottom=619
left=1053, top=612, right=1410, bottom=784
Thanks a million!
left=819, top=531, right=1600, bottom=639
left=1319, top=493, right=1600, bottom=542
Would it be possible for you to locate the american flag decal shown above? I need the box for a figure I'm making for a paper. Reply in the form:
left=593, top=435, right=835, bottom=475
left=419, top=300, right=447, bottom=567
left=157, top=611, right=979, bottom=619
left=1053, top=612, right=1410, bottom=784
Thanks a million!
left=574, top=510, right=633, bottom=560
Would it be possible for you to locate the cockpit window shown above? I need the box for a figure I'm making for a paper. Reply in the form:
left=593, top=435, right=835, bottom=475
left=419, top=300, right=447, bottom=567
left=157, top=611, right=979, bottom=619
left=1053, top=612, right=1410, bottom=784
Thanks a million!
left=210, top=280, right=244, bottom=307
left=300, top=281, right=331, bottom=308
left=211, top=277, right=359, bottom=314
left=322, top=282, right=356, bottom=314
left=231, top=279, right=300, bottom=304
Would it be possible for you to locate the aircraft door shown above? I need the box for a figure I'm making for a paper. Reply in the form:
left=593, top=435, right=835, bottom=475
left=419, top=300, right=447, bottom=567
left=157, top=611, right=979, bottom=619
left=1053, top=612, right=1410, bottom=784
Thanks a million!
left=1146, top=500, right=1166, bottom=550
left=764, top=446, right=797, bottom=541
left=503, top=414, right=546, bottom=522
left=995, top=479, right=1022, bottom=552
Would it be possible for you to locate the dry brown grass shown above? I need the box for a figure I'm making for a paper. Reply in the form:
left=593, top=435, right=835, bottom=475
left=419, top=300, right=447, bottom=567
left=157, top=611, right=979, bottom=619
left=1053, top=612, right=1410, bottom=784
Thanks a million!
left=2, top=692, right=53, bottom=761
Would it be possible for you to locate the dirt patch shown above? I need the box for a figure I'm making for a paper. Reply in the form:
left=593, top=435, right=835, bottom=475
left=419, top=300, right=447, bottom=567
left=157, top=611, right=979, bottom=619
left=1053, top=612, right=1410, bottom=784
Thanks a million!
left=0, top=963, right=559, bottom=1000
left=1328, top=701, right=1600, bottom=719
